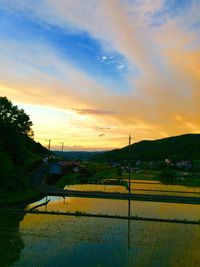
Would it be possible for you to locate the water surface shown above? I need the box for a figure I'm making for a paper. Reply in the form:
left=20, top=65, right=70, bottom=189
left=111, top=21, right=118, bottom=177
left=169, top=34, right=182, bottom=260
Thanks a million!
left=1, top=183, right=200, bottom=266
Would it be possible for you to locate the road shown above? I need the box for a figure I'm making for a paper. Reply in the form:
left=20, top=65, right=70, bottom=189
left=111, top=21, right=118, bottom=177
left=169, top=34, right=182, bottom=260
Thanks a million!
left=29, top=164, right=48, bottom=188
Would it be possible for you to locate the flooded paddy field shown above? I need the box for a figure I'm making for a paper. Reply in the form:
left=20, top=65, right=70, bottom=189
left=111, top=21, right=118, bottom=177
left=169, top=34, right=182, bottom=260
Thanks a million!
left=130, top=180, right=200, bottom=197
left=1, top=184, right=200, bottom=266
left=1, top=211, right=200, bottom=267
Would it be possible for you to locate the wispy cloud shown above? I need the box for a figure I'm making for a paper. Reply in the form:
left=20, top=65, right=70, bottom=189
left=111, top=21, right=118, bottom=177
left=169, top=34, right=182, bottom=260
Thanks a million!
left=74, top=109, right=117, bottom=116
left=0, top=0, right=200, bottom=150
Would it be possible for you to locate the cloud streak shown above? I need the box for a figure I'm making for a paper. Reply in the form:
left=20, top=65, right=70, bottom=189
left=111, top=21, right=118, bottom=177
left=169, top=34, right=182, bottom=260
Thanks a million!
left=0, top=1, right=200, bottom=150
left=74, top=109, right=117, bottom=116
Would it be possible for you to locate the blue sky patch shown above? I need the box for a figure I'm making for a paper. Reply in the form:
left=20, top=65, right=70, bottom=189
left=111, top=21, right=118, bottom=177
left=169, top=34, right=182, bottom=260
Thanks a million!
left=0, top=7, right=132, bottom=92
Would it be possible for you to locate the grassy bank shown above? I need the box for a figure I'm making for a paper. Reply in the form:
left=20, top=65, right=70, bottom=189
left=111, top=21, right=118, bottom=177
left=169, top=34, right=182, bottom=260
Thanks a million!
left=2, top=209, right=200, bottom=225
left=56, top=171, right=128, bottom=189
left=55, top=168, right=200, bottom=190
left=0, top=190, right=41, bottom=208
left=56, top=173, right=80, bottom=188
left=123, top=169, right=200, bottom=187
left=123, top=170, right=161, bottom=181
left=161, top=178, right=200, bottom=187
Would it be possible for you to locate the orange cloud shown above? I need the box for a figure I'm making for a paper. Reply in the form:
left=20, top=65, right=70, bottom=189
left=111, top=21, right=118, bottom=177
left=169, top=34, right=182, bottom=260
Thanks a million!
left=1, top=1, right=200, bottom=150
left=74, top=109, right=117, bottom=115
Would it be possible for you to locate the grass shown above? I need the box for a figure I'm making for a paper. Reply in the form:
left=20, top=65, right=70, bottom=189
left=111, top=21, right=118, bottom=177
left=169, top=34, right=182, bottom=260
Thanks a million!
left=131, top=173, right=159, bottom=180
left=123, top=169, right=161, bottom=181
left=56, top=168, right=200, bottom=190
left=94, top=169, right=118, bottom=179
left=55, top=170, right=128, bottom=189
left=3, top=209, right=200, bottom=225
left=123, top=169, right=200, bottom=187
left=0, top=189, right=41, bottom=208
left=161, top=178, right=200, bottom=187
left=56, top=173, right=80, bottom=188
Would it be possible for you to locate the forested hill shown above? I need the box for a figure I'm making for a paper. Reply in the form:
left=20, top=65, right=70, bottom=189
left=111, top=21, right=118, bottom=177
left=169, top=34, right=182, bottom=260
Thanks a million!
left=0, top=97, right=47, bottom=192
left=93, top=134, right=200, bottom=162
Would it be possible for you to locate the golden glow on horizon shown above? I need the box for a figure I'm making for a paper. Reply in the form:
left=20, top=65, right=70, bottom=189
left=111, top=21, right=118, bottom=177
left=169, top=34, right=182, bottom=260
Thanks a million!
left=1, top=1, right=200, bottom=150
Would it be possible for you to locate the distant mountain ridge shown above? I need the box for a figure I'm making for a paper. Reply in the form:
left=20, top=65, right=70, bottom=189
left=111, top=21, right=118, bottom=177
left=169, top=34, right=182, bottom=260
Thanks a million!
left=93, top=134, right=200, bottom=162
left=53, top=151, right=102, bottom=161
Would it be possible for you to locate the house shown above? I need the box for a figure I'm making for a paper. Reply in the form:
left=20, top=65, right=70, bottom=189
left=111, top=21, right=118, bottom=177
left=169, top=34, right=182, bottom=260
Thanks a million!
left=48, top=161, right=85, bottom=175
left=59, top=161, right=82, bottom=173
left=109, top=162, right=120, bottom=168
left=42, top=157, right=48, bottom=164
left=73, top=165, right=79, bottom=173
left=165, top=159, right=172, bottom=165
left=132, top=167, right=140, bottom=173
left=135, top=160, right=141, bottom=166
left=49, top=163, right=62, bottom=175
left=176, top=160, right=192, bottom=170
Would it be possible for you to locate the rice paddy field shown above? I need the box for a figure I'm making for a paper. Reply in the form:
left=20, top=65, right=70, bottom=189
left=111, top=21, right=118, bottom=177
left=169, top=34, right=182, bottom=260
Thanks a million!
left=1, top=184, right=200, bottom=266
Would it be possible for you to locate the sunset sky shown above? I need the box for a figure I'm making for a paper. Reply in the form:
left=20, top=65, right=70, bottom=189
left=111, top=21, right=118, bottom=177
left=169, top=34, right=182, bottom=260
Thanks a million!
left=0, top=0, right=200, bottom=151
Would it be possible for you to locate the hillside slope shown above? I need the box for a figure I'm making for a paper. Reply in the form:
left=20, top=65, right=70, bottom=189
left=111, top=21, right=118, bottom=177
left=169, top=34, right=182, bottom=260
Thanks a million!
left=0, top=96, right=47, bottom=192
left=94, top=134, right=200, bottom=162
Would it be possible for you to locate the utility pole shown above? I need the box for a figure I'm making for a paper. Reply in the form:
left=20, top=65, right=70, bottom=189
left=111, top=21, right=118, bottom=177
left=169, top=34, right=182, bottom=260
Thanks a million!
left=48, top=139, right=51, bottom=151
left=128, top=134, right=132, bottom=249
left=46, top=139, right=51, bottom=151
left=61, top=142, right=64, bottom=153
left=128, top=134, right=131, bottom=194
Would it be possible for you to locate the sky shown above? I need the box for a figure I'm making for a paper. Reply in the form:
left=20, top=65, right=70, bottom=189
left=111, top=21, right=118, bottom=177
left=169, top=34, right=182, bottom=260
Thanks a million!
left=0, top=0, right=200, bottom=151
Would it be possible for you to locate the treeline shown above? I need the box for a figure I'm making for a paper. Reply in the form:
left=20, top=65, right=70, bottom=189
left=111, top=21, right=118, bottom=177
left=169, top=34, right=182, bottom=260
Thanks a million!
left=93, top=134, right=200, bottom=163
left=0, top=97, right=47, bottom=192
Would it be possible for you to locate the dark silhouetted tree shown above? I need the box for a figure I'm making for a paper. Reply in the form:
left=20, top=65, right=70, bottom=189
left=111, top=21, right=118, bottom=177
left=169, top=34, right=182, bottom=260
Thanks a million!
left=0, top=96, right=33, bottom=137
left=0, top=97, right=35, bottom=190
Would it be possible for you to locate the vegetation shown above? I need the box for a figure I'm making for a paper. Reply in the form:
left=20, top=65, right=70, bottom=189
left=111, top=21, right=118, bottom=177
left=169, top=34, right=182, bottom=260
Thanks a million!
left=124, top=169, right=161, bottom=181
left=56, top=173, right=80, bottom=188
left=55, top=162, right=200, bottom=188
left=0, top=96, right=47, bottom=206
left=159, top=168, right=176, bottom=182
left=0, top=190, right=40, bottom=208
left=93, top=134, right=200, bottom=163
left=55, top=162, right=127, bottom=189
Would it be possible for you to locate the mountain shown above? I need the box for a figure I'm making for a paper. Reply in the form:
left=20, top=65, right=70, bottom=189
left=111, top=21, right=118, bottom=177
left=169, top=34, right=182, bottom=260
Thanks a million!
left=53, top=151, right=103, bottom=161
left=93, top=134, right=200, bottom=163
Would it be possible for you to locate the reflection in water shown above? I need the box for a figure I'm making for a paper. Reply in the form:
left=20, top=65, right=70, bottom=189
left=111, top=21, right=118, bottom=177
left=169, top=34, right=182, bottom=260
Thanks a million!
left=130, top=181, right=200, bottom=197
left=127, top=200, right=131, bottom=250
left=13, top=213, right=200, bottom=266
left=0, top=212, right=25, bottom=267
left=2, top=183, right=200, bottom=266
left=65, top=184, right=128, bottom=193
left=27, top=185, right=200, bottom=221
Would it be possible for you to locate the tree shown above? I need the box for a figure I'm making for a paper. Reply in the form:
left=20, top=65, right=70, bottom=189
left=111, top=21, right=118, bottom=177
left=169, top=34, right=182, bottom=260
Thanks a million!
left=0, top=97, right=47, bottom=194
left=0, top=96, right=33, bottom=137
left=0, top=97, right=34, bottom=164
